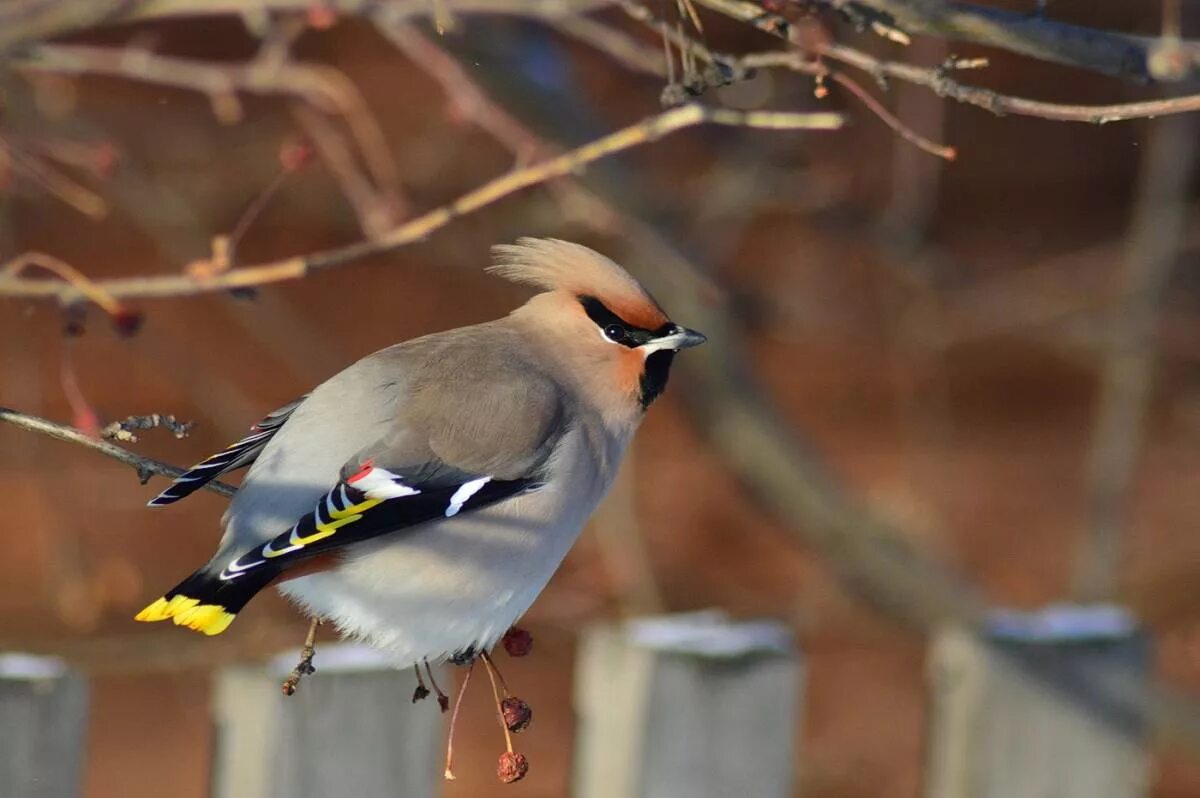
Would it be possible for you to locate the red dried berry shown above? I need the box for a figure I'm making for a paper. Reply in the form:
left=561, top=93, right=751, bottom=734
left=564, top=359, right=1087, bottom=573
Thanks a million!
left=111, top=308, right=144, bottom=337
left=497, top=751, right=528, bottom=784
left=279, top=139, right=316, bottom=172
left=93, top=142, right=120, bottom=179
left=306, top=4, right=337, bottom=29
left=500, top=696, right=532, bottom=733
left=501, top=627, right=533, bottom=658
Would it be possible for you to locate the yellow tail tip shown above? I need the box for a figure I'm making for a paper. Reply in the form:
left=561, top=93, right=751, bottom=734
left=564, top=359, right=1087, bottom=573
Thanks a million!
left=134, top=597, right=173, bottom=622
left=135, top=595, right=235, bottom=635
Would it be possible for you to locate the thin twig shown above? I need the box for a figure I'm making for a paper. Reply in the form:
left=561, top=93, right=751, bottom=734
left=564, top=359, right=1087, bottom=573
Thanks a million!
left=606, top=6, right=1200, bottom=125
left=281, top=618, right=320, bottom=695
left=1, top=251, right=124, bottom=312
left=0, top=135, right=108, bottom=218
left=0, top=104, right=842, bottom=305
left=17, top=44, right=396, bottom=193
left=0, top=0, right=617, bottom=52
left=826, top=69, right=957, bottom=160
left=0, top=406, right=236, bottom=498
left=814, top=42, right=1200, bottom=124
left=691, top=0, right=1200, bottom=82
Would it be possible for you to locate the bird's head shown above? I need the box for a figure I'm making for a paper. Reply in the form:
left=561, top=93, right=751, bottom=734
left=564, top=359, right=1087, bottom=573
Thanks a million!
left=490, top=238, right=706, bottom=420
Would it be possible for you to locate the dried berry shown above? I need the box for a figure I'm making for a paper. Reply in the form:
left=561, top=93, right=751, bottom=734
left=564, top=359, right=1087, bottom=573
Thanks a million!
left=278, top=139, right=316, bottom=172
left=228, top=286, right=259, bottom=301
left=501, top=627, right=533, bottom=658
left=111, top=308, right=144, bottom=337
left=501, top=696, right=532, bottom=733
left=497, top=751, right=528, bottom=784
left=412, top=684, right=430, bottom=704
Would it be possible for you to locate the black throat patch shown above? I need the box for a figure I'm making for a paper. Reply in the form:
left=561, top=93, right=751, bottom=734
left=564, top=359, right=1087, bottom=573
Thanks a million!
left=640, top=350, right=676, bottom=409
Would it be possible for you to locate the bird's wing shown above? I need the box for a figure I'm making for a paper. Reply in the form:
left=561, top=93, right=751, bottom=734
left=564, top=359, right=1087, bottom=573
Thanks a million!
left=139, top=458, right=543, bottom=635
left=223, top=356, right=569, bottom=577
left=212, top=463, right=539, bottom=585
left=147, top=395, right=308, bottom=507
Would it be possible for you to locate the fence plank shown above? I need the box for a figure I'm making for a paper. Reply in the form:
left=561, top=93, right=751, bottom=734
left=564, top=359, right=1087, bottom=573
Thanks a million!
left=213, top=645, right=443, bottom=798
left=925, top=607, right=1149, bottom=798
left=573, top=612, right=800, bottom=798
left=0, top=654, right=88, bottom=798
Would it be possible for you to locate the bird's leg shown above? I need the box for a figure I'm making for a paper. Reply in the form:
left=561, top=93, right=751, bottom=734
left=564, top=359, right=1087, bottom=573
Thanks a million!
left=481, top=651, right=530, bottom=783
left=424, top=660, right=450, bottom=712
left=412, top=664, right=430, bottom=704
left=442, top=660, right=474, bottom=781
left=281, top=618, right=320, bottom=696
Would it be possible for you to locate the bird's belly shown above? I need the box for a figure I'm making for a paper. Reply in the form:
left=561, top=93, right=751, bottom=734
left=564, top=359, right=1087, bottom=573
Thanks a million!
left=276, top=471, right=607, bottom=667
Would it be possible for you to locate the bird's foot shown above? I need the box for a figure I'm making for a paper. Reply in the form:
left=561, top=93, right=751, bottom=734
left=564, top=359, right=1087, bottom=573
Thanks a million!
left=411, top=664, right=431, bottom=703
left=419, top=660, right=450, bottom=711
left=281, top=618, right=320, bottom=696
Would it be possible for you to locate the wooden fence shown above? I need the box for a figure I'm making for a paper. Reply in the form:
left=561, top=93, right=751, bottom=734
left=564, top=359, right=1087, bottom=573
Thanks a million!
left=0, top=608, right=1152, bottom=797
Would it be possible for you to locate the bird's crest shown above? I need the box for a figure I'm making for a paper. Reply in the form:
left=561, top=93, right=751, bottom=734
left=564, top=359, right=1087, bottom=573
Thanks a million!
left=489, top=238, right=668, bottom=330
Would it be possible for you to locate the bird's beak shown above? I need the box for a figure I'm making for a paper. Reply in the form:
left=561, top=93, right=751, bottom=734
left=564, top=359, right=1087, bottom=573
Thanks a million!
left=642, top=325, right=707, bottom=353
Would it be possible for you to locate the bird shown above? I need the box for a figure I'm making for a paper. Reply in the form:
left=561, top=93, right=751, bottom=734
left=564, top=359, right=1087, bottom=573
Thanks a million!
left=134, top=238, right=706, bottom=668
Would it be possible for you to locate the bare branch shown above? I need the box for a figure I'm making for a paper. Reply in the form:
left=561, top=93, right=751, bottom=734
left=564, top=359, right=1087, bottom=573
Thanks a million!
left=0, top=0, right=615, bottom=52
left=811, top=43, right=1200, bottom=124
left=0, top=104, right=843, bottom=305
left=1074, top=114, right=1200, bottom=601
left=16, top=44, right=395, bottom=189
left=697, top=0, right=1200, bottom=83
left=0, top=406, right=235, bottom=498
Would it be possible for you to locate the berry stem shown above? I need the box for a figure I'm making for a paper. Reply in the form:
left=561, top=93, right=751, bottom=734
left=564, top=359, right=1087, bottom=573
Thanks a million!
left=443, top=661, right=474, bottom=780
left=480, top=652, right=515, bottom=753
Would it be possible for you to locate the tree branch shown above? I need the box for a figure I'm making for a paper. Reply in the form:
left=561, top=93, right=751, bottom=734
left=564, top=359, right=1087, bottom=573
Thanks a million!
left=0, top=0, right=615, bottom=53
left=812, top=0, right=1200, bottom=83
left=0, top=104, right=842, bottom=305
left=1074, top=114, right=1200, bottom=601
left=0, top=407, right=235, bottom=498
left=686, top=0, right=1200, bottom=88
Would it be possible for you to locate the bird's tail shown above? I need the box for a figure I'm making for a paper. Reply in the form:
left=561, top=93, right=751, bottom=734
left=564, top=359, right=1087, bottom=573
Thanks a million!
left=134, top=567, right=274, bottom=636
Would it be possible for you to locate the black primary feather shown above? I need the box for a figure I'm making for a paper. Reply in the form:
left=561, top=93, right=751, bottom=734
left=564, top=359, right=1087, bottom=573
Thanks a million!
left=147, top=395, right=307, bottom=507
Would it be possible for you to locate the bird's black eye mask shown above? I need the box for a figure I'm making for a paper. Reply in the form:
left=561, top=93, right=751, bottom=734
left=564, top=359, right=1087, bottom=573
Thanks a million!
left=579, top=296, right=673, bottom=348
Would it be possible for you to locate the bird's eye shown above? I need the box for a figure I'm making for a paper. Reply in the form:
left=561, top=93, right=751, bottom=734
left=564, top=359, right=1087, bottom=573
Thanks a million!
left=603, top=323, right=627, bottom=342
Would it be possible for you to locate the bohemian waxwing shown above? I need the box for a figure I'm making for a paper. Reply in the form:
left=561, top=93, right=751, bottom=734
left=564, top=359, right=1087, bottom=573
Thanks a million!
left=135, top=238, right=706, bottom=666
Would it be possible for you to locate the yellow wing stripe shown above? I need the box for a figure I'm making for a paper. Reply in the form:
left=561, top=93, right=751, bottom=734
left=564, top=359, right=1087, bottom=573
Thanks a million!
left=329, top=497, right=382, bottom=520
left=289, top=497, right=383, bottom=546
